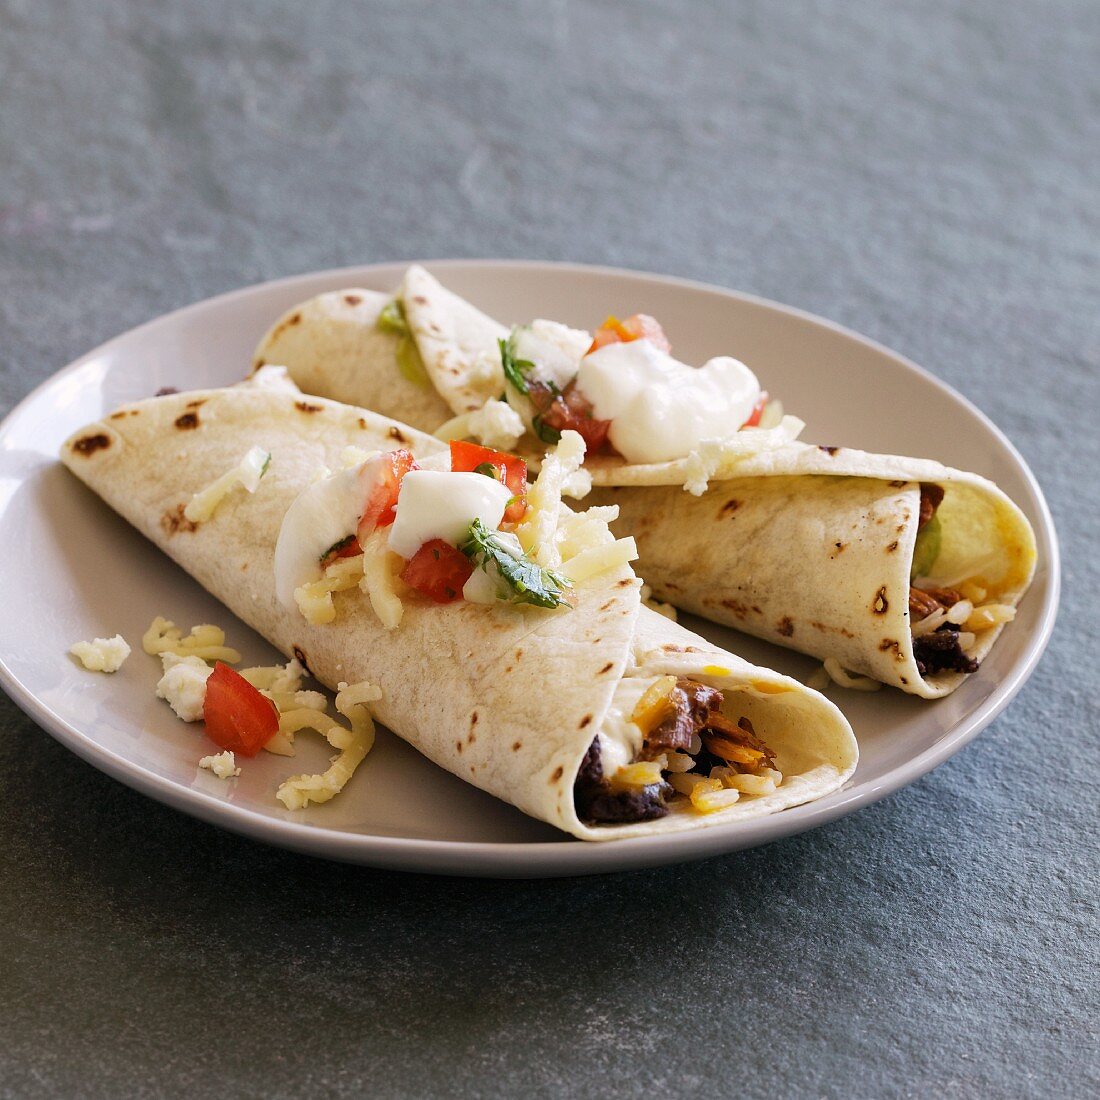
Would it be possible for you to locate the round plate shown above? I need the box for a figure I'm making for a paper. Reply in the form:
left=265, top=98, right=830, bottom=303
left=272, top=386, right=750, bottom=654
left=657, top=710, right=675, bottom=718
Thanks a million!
left=0, top=261, right=1059, bottom=877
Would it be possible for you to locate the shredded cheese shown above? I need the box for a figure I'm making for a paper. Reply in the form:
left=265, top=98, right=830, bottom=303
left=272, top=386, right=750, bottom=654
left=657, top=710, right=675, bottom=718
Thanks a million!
left=184, top=446, right=270, bottom=523
left=516, top=430, right=587, bottom=566
left=560, top=536, right=638, bottom=582
left=821, top=658, right=883, bottom=692
left=142, top=617, right=240, bottom=663
left=293, top=554, right=365, bottom=626
left=358, top=529, right=405, bottom=630
left=276, top=680, right=382, bottom=809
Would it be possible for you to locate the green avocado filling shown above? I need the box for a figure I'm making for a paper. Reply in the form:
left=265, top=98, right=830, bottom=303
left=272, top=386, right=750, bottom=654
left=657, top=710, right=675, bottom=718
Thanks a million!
left=377, top=299, right=430, bottom=388
left=911, top=515, right=942, bottom=580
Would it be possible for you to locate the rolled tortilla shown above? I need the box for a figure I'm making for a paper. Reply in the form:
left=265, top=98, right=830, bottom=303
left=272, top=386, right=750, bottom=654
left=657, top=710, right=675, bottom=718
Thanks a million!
left=60, top=386, right=856, bottom=839
left=250, top=269, right=1038, bottom=698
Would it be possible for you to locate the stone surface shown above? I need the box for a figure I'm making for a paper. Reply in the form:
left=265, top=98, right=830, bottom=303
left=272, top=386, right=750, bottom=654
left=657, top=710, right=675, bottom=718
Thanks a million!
left=1, top=1, right=1096, bottom=1097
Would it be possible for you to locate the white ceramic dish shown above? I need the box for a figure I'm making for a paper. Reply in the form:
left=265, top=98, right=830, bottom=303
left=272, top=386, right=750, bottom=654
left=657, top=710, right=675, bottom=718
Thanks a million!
left=0, top=261, right=1059, bottom=877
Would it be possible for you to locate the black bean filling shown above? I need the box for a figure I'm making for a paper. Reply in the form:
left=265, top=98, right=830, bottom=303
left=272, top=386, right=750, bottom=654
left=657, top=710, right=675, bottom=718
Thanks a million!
left=914, top=623, right=980, bottom=676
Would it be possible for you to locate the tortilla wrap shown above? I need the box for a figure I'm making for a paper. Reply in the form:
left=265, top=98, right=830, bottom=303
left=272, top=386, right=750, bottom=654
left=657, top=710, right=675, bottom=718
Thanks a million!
left=60, top=386, right=856, bottom=839
left=249, top=269, right=1038, bottom=698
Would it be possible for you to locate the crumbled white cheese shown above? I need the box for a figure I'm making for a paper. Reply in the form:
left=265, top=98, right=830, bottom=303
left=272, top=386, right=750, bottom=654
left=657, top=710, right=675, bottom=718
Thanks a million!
left=434, top=399, right=527, bottom=451
left=184, top=446, right=271, bottom=523
left=70, top=634, right=131, bottom=673
left=198, top=750, right=240, bottom=779
left=242, top=364, right=301, bottom=392
left=156, top=654, right=213, bottom=722
left=683, top=416, right=806, bottom=495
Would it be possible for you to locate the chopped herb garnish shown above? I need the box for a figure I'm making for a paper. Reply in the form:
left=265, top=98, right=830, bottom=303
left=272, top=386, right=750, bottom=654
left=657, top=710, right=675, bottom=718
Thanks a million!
left=473, top=461, right=504, bottom=481
left=460, top=519, right=571, bottom=609
left=376, top=299, right=409, bottom=336
left=499, top=329, right=537, bottom=395
left=260, top=452, right=272, bottom=477
left=531, top=414, right=562, bottom=444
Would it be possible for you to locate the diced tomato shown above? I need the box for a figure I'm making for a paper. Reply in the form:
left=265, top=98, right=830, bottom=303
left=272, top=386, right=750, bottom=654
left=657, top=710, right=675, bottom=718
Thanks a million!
left=448, top=439, right=528, bottom=523
left=202, top=662, right=279, bottom=757
left=356, top=449, right=418, bottom=543
left=742, top=391, right=769, bottom=429
left=320, top=534, right=362, bottom=568
left=400, top=539, right=474, bottom=603
left=530, top=381, right=612, bottom=454
left=587, top=313, right=671, bottom=355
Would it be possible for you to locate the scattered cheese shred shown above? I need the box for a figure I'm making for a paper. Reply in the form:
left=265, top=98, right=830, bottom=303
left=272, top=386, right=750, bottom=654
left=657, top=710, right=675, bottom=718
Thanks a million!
left=70, top=634, right=130, bottom=673
left=276, top=680, right=382, bottom=810
left=358, top=529, right=405, bottom=630
left=142, top=617, right=241, bottom=663
left=293, top=554, right=365, bottom=626
left=560, top=536, right=638, bottom=583
left=817, top=658, right=883, bottom=692
left=516, top=430, right=587, bottom=566
left=184, top=446, right=270, bottom=523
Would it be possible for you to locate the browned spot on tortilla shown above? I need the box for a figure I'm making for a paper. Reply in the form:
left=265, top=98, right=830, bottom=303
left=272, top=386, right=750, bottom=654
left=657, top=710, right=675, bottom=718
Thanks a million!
left=616, top=578, right=633, bottom=588
left=873, top=587, right=889, bottom=614
left=504, top=664, right=513, bottom=674
left=174, top=411, right=200, bottom=430
left=160, top=504, right=197, bottom=536
left=514, top=648, right=523, bottom=660
left=186, top=399, right=206, bottom=409
left=512, top=741, right=522, bottom=751
left=251, top=360, right=265, bottom=374
left=295, top=401, right=323, bottom=414
left=818, top=445, right=839, bottom=455
left=109, top=411, right=127, bottom=420
left=665, top=582, right=681, bottom=592
left=343, top=294, right=362, bottom=306
left=292, top=646, right=310, bottom=674
left=719, top=498, right=741, bottom=518
left=412, top=295, right=427, bottom=305
left=879, top=639, right=902, bottom=659
left=777, top=616, right=795, bottom=637
left=456, top=741, right=463, bottom=753
left=156, top=386, right=180, bottom=396
left=241, top=562, right=249, bottom=572
left=550, top=766, right=564, bottom=783
left=470, top=711, right=479, bottom=727
left=886, top=540, right=899, bottom=552
left=388, top=427, right=407, bottom=442
left=129, top=409, right=140, bottom=416
left=900, top=676, right=909, bottom=685
left=810, top=619, right=854, bottom=637
left=889, top=479, right=907, bottom=488
left=598, top=662, right=614, bottom=675
left=832, top=541, right=847, bottom=556
left=579, top=715, right=593, bottom=729
left=468, top=731, right=476, bottom=744
left=752, top=605, right=762, bottom=614
left=592, top=637, right=601, bottom=645
left=600, top=599, right=615, bottom=612
left=721, top=597, right=749, bottom=616
left=71, top=433, right=111, bottom=456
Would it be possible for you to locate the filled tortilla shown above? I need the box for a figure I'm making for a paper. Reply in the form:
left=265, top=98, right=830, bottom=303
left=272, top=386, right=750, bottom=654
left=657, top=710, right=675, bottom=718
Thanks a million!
left=60, top=383, right=856, bottom=839
left=252, top=267, right=1037, bottom=698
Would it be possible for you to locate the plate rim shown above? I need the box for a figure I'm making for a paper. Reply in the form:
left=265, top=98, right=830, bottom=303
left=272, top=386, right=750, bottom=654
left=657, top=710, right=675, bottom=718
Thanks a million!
left=0, top=258, right=1061, bottom=877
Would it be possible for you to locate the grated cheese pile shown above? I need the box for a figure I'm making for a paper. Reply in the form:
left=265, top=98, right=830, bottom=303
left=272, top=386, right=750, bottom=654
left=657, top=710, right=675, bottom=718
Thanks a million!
left=184, top=446, right=270, bottom=523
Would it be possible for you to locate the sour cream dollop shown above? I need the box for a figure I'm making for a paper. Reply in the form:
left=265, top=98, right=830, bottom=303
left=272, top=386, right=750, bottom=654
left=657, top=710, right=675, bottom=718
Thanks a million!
left=575, top=341, right=761, bottom=464
left=387, top=470, right=512, bottom=560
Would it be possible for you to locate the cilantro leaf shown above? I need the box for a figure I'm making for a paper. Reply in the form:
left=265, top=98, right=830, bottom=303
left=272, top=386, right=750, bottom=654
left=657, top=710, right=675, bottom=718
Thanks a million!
left=460, top=519, right=571, bottom=609
left=531, top=415, right=562, bottom=444
left=499, top=329, right=537, bottom=395
left=473, top=462, right=504, bottom=481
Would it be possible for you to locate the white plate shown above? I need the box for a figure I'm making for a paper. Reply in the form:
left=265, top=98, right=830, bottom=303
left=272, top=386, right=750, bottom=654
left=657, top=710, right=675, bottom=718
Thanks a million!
left=0, top=261, right=1059, bottom=877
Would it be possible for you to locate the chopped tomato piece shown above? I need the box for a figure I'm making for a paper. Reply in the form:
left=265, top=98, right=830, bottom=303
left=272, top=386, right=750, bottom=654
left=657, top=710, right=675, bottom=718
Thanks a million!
left=356, top=449, right=418, bottom=543
left=449, top=439, right=528, bottom=523
left=320, top=534, right=362, bottom=568
left=742, top=391, right=769, bottom=428
left=587, top=313, right=670, bottom=355
left=203, top=662, right=279, bottom=757
left=400, top=539, right=474, bottom=603
left=529, top=381, right=612, bottom=454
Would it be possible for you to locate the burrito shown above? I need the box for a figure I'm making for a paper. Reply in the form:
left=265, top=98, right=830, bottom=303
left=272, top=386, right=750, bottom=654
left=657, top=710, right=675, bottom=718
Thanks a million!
left=60, top=382, right=857, bottom=838
left=252, top=267, right=1037, bottom=698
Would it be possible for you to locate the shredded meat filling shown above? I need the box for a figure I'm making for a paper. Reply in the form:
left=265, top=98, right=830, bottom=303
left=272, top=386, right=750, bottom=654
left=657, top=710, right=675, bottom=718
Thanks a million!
left=909, top=585, right=963, bottom=621
left=913, top=624, right=980, bottom=676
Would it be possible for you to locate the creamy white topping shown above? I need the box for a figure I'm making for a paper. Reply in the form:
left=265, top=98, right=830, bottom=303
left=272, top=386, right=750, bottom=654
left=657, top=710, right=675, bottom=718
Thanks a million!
left=575, top=341, right=761, bottom=464
left=597, top=675, right=662, bottom=779
left=274, top=455, right=392, bottom=609
left=387, top=470, right=512, bottom=559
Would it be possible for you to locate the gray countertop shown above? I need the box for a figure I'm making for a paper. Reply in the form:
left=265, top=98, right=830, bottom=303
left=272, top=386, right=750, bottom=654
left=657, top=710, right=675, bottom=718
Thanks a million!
left=1, top=1, right=1096, bottom=1096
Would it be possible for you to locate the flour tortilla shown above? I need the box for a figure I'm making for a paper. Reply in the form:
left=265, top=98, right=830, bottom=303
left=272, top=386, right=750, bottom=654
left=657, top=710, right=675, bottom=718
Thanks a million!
left=248, top=270, right=1038, bottom=698
left=60, top=386, right=856, bottom=839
